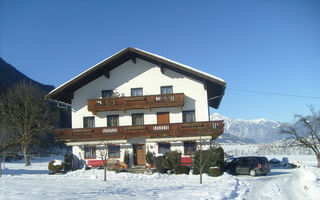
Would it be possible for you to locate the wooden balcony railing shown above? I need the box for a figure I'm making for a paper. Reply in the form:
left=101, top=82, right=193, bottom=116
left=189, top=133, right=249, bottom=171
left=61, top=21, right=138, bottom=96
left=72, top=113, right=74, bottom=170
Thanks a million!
left=55, top=120, right=224, bottom=142
left=87, top=93, right=184, bottom=113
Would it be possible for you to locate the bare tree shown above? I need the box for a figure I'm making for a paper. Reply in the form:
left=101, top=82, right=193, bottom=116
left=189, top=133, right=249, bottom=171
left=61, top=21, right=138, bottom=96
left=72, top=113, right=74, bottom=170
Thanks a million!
left=0, top=81, right=54, bottom=166
left=281, top=107, right=320, bottom=168
left=0, top=92, right=21, bottom=176
left=0, top=130, right=21, bottom=177
left=194, top=128, right=213, bottom=184
left=97, top=145, right=108, bottom=181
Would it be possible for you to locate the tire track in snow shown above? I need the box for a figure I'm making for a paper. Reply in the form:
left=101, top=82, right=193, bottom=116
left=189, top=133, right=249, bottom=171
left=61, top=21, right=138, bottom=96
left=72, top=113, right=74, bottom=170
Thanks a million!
left=226, top=176, right=251, bottom=200
left=239, top=168, right=307, bottom=200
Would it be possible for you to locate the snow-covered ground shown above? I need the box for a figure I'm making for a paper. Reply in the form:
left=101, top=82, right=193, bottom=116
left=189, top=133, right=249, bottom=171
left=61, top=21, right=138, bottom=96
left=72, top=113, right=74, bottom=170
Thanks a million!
left=0, top=155, right=319, bottom=200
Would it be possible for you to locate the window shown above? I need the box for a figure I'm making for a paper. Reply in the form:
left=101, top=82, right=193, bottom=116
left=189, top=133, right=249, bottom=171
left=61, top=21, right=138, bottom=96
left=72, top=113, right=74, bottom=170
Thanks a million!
left=108, top=145, right=120, bottom=158
left=183, top=111, right=195, bottom=123
left=102, top=90, right=113, bottom=98
left=131, top=88, right=143, bottom=96
left=161, top=86, right=173, bottom=94
left=84, top=147, right=96, bottom=159
left=107, top=115, right=119, bottom=127
left=184, top=142, right=196, bottom=155
left=132, top=113, right=144, bottom=125
left=83, top=117, right=95, bottom=128
left=158, top=143, right=170, bottom=155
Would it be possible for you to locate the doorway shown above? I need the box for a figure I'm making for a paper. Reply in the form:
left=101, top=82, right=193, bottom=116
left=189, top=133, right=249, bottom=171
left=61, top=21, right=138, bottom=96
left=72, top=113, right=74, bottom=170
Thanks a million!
left=133, top=144, right=146, bottom=166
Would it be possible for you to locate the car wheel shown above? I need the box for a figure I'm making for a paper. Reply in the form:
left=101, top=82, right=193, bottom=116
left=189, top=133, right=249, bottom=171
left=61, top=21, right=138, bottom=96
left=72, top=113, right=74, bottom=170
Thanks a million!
left=249, top=169, right=256, bottom=177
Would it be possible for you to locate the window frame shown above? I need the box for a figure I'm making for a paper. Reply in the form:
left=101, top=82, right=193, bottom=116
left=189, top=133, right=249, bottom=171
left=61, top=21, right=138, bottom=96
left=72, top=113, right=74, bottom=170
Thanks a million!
left=132, top=113, right=144, bottom=126
left=184, top=141, right=196, bottom=155
left=84, top=146, right=96, bottom=159
left=83, top=116, right=95, bottom=128
left=131, top=88, right=143, bottom=96
left=102, top=90, right=113, bottom=98
left=107, top=115, right=119, bottom=127
left=158, top=143, right=171, bottom=155
left=108, top=145, right=120, bottom=158
left=182, top=110, right=195, bottom=123
left=160, top=86, right=173, bottom=94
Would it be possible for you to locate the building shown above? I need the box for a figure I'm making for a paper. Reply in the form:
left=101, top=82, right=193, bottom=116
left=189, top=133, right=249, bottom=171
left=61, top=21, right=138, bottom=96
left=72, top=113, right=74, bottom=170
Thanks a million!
left=45, top=47, right=226, bottom=168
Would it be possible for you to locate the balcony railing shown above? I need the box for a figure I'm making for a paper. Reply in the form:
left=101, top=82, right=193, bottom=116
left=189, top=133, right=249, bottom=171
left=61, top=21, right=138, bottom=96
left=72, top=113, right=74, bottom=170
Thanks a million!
left=87, top=93, right=184, bottom=113
left=55, top=120, right=224, bottom=142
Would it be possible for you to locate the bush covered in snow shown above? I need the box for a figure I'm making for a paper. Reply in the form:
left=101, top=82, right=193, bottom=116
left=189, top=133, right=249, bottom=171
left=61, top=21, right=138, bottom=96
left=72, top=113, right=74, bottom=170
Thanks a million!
left=48, top=160, right=64, bottom=174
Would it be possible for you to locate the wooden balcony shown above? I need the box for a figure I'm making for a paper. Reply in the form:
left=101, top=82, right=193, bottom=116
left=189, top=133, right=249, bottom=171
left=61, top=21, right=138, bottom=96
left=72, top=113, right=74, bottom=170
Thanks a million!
left=55, top=120, right=224, bottom=142
left=87, top=93, right=184, bottom=113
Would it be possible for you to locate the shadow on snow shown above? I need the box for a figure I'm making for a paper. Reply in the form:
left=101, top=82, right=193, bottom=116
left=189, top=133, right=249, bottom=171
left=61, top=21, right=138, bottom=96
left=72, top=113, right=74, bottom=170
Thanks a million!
left=2, top=168, right=49, bottom=175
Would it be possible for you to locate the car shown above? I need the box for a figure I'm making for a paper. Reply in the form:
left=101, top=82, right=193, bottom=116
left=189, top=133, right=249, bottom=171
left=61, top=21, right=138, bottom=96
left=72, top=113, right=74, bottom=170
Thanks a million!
left=224, top=156, right=270, bottom=176
left=269, top=158, right=281, bottom=166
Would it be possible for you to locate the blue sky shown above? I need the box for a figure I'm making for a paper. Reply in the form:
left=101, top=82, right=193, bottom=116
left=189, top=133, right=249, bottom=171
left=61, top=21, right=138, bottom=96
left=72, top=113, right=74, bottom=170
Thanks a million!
left=1, top=0, right=319, bottom=122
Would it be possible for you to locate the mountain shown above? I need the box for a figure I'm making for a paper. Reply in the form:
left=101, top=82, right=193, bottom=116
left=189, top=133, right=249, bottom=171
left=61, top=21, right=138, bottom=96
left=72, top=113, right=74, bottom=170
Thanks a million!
left=0, top=57, right=54, bottom=92
left=211, top=113, right=287, bottom=143
left=215, top=132, right=257, bottom=144
left=0, top=57, right=71, bottom=129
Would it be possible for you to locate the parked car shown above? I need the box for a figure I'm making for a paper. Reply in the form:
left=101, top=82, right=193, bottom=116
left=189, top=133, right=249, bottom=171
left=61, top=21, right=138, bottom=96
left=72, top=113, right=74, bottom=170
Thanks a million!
left=224, top=156, right=270, bottom=176
left=269, top=158, right=281, bottom=166
left=280, top=157, right=289, bottom=167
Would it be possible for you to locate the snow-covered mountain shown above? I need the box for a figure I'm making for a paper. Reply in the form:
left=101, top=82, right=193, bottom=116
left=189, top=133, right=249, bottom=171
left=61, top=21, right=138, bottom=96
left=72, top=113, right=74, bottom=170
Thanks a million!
left=215, top=133, right=257, bottom=144
left=211, top=113, right=287, bottom=143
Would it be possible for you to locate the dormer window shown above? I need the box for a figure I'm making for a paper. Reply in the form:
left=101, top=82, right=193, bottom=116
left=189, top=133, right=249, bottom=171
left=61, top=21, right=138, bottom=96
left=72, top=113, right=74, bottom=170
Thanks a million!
left=131, top=88, right=143, bottom=96
left=102, top=90, right=113, bottom=98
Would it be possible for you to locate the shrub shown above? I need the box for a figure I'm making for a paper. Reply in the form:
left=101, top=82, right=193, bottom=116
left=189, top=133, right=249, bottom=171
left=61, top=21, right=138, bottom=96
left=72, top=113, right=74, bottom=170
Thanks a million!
left=153, top=156, right=163, bottom=172
left=153, top=156, right=167, bottom=173
left=64, top=154, right=73, bottom=171
left=166, top=151, right=181, bottom=172
left=193, top=147, right=224, bottom=175
left=175, top=166, right=190, bottom=174
left=48, top=160, right=64, bottom=174
left=146, top=151, right=153, bottom=164
left=209, top=167, right=221, bottom=177
left=108, top=164, right=120, bottom=171
left=124, top=150, right=130, bottom=164
left=107, top=161, right=121, bottom=171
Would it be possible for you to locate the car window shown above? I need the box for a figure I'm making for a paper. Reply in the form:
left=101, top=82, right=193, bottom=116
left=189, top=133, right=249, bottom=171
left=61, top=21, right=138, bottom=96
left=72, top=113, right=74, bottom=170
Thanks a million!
left=251, top=158, right=258, bottom=164
left=233, top=158, right=239, bottom=164
left=241, top=158, right=249, bottom=165
left=259, top=157, right=268, bottom=164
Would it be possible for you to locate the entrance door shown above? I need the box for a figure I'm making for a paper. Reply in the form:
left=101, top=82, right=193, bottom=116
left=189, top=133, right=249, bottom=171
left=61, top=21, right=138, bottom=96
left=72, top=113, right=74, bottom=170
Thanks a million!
left=157, top=112, right=170, bottom=124
left=133, top=144, right=146, bottom=166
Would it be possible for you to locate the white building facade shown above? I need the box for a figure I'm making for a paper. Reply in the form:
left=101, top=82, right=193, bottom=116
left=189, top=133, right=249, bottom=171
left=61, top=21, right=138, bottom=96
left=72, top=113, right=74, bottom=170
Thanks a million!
left=46, top=47, right=226, bottom=168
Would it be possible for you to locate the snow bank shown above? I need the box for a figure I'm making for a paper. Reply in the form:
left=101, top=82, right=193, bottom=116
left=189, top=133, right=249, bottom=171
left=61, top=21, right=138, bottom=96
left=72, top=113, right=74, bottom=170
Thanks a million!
left=297, top=165, right=320, bottom=199
left=52, top=160, right=63, bottom=166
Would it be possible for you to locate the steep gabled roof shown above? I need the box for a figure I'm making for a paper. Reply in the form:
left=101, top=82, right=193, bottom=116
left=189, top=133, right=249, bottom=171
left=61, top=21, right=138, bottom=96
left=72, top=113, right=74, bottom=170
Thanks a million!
left=45, top=47, right=226, bottom=108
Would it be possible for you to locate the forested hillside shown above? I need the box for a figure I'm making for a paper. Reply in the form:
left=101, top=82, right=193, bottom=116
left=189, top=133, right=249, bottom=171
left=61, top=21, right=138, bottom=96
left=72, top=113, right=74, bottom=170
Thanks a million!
left=0, top=57, right=54, bottom=92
